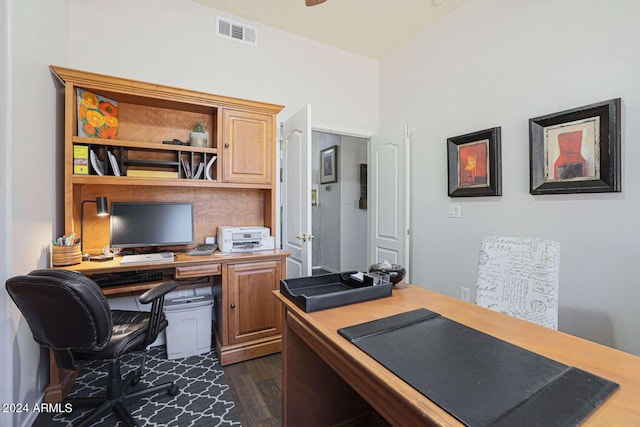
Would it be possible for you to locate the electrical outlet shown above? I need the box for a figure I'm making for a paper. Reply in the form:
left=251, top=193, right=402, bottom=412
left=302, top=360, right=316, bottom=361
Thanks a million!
left=448, top=204, right=461, bottom=218
left=460, top=287, right=470, bottom=302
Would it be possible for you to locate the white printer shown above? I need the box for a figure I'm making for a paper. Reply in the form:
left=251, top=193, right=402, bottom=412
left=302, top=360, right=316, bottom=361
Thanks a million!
left=217, top=226, right=275, bottom=253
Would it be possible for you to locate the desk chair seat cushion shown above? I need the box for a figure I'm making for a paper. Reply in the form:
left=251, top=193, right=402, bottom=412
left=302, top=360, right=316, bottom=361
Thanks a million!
left=76, top=311, right=168, bottom=362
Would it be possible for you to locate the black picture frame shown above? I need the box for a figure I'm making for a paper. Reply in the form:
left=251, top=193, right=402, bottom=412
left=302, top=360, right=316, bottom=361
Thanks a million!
left=320, top=145, right=338, bottom=184
left=529, top=98, right=621, bottom=195
left=359, top=163, right=367, bottom=209
left=447, top=127, right=502, bottom=197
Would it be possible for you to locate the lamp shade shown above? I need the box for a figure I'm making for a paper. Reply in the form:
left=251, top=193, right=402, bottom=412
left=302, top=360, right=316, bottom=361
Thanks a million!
left=96, top=197, right=108, bottom=216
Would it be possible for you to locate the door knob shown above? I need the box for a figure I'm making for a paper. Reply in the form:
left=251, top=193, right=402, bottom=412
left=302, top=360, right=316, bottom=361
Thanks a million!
left=295, top=233, right=314, bottom=242
left=230, top=303, right=236, bottom=309
left=224, top=143, right=230, bottom=148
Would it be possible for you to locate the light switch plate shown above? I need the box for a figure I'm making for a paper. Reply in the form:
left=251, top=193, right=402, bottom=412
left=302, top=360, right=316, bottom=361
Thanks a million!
left=448, top=204, right=461, bottom=218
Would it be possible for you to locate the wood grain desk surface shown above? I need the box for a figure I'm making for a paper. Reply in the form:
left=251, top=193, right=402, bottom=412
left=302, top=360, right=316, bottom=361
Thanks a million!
left=57, top=249, right=291, bottom=274
left=55, top=249, right=290, bottom=296
left=275, top=283, right=640, bottom=426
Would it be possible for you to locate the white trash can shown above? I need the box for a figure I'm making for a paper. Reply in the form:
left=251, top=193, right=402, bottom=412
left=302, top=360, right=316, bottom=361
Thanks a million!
left=163, top=293, right=213, bottom=360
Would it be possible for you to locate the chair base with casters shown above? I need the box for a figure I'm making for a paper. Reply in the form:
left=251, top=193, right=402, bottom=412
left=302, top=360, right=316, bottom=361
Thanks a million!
left=67, top=358, right=179, bottom=427
left=5, top=269, right=180, bottom=427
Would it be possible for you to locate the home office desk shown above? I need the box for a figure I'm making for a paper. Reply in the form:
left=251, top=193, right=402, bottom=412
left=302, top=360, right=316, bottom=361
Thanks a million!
left=47, top=249, right=289, bottom=403
left=275, top=284, right=640, bottom=426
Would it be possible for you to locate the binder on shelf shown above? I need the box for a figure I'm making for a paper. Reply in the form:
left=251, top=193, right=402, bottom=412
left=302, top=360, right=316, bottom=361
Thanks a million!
left=205, top=156, right=217, bottom=180
left=181, top=158, right=192, bottom=179
left=192, top=162, right=205, bottom=180
left=107, top=150, right=121, bottom=176
left=73, top=145, right=89, bottom=175
left=90, top=149, right=105, bottom=176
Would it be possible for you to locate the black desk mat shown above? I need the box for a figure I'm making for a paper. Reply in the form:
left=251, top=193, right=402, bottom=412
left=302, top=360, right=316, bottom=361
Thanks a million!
left=338, top=309, right=619, bottom=426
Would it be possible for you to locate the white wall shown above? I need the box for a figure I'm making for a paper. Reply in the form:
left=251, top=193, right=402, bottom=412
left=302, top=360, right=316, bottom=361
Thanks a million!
left=312, top=132, right=368, bottom=273
left=3, top=0, right=69, bottom=426
left=0, top=0, right=12, bottom=423
left=67, top=0, right=379, bottom=134
left=339, top=135, right=368, bottom=272
left=381, top=0, right=640, bottom=355
left=315, top=131, right=341, bottom=272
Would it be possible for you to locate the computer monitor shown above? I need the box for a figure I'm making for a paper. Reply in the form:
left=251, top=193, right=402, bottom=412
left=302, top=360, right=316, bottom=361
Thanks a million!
left=110, top=202, right=194, bottom=249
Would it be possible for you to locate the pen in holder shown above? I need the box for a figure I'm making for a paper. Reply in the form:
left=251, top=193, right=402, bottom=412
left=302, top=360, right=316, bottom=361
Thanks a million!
left=52, top=243, right=82, bottom=266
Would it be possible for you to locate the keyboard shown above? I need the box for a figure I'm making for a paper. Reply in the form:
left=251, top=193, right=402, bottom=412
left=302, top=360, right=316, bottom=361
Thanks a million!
left=120, top=252, right=174, bottom=265
left=187, top=243, right=217, bottom=256
left=91, top=271, right=164, bottom=287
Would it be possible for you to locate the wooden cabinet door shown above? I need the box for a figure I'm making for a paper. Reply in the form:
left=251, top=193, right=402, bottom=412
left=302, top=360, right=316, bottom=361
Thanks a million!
left=226, top=260, right=282, bottom=345
left=222, top=109, right=273, bottom=184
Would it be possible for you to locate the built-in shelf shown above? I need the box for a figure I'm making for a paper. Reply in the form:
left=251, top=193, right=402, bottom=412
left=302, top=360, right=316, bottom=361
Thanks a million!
left=73, top=136, right=218, bottom=154
left=70, top=175, right=273, bottom=189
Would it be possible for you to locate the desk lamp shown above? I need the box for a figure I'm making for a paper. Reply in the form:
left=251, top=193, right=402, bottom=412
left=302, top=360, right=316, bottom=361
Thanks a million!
left=80, top=196, right=109, bottom=253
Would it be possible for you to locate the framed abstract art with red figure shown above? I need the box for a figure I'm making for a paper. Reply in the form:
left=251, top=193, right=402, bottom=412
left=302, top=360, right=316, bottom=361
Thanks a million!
left=447, top=127, right=501, bottom=197
left=529, top=98, right=621, bottom=194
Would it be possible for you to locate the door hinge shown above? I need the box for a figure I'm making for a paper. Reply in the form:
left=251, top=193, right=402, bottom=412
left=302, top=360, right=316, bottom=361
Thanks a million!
left=279, top=123, right=285, bottom=152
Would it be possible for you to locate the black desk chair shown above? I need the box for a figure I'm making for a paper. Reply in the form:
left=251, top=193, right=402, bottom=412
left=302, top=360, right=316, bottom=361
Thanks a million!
left=6, top=269, right=180, bottom=427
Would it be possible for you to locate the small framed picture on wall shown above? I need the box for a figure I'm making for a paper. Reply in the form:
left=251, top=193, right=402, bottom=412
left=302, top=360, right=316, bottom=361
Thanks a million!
left=447, top=127, right=502, bottom=197
left=320, top=145, right=338, bottom=184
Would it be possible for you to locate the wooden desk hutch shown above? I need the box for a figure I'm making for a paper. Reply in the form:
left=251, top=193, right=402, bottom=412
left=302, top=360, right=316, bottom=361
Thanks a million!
left=48, top=66, right=288, bottom=403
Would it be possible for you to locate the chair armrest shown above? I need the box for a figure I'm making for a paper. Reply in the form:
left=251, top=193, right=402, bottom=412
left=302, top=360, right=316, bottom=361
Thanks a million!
left=139, top=281, right=179, bottom=305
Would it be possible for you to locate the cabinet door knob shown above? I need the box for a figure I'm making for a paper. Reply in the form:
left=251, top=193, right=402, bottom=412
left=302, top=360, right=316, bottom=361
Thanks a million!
left=230, top=303, right=236, bottom=309
left=224, top=143, right=230, bottom=148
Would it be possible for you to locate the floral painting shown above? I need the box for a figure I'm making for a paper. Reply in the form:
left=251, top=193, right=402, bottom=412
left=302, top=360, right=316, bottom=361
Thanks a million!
left=77, top=89, right=119, bottom=139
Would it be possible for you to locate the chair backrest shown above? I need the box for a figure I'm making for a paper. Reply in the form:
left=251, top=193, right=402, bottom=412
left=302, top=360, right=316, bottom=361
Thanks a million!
left=6, top=269, right=112, bottom=369
left=475, top=236, right=561, bottom=329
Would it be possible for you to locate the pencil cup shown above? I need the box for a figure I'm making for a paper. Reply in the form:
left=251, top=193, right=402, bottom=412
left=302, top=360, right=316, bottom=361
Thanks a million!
left=52, top=244, right=82, bottom=266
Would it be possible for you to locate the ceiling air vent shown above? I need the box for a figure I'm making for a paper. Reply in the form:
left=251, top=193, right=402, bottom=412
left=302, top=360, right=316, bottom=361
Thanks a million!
left=217, top=17, right=258, bottom=46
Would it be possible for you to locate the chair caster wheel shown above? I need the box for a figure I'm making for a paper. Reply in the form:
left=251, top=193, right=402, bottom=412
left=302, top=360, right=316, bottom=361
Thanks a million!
left=168, top=384, right=179, bottom=396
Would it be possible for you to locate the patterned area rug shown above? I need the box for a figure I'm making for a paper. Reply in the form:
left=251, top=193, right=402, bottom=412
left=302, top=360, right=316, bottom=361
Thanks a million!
left=50, top=346, right=241, bottom=426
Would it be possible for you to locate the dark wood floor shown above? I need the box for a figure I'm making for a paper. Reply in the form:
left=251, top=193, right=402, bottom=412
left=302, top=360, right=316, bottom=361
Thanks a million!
left=223, top=353, right=283, bottom=427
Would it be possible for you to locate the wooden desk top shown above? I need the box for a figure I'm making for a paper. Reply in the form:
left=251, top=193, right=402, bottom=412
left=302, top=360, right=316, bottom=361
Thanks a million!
left=275, top=283, right=640, bottom=426
left=56, top=249, right=290, bottom=275
left=54, top=249, right=289, bottom=296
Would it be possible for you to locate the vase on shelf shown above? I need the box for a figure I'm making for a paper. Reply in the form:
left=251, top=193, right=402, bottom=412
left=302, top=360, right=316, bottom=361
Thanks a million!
left=189, top=131, right=208, bottom=148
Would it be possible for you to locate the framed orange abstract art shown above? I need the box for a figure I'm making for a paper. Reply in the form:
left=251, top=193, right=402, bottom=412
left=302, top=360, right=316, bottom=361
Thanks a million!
left=447, top=127, right=501, bottom=197
left=529, top=98, right=621, bottom=194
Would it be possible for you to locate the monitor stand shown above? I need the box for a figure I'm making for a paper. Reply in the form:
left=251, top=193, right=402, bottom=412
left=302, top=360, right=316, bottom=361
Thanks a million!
left=120, top=252, right=174, bottom=265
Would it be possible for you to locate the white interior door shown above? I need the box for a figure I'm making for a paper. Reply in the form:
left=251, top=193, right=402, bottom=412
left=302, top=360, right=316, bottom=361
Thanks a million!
left=281, top=105, right=312, bottom=278
left=369, top=125, right=411, bottom=281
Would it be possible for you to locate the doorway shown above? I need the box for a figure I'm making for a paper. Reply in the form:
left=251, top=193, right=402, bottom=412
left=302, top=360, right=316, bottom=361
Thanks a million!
left=311, top=131, right=369, bottom=275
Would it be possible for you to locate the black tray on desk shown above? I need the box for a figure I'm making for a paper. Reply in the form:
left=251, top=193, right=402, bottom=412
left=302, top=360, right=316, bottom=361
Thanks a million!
left=280, top=272, right=392, bottom=313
